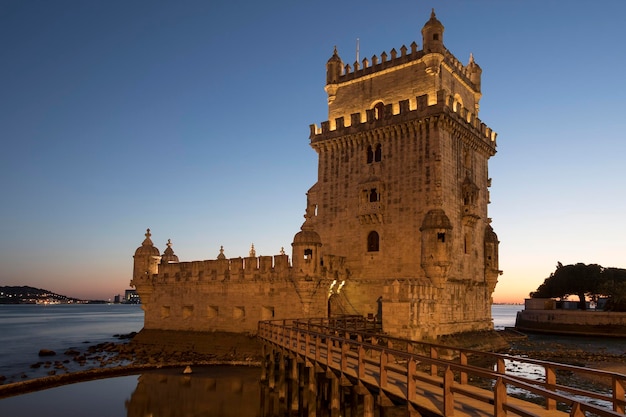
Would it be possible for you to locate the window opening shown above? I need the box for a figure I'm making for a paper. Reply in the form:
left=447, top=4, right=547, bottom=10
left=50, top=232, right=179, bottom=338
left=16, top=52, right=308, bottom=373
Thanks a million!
left=366, top=145, right=374, bottom=163
left=374, top=144, right=382, bottom=162
left=369, top=188, right=379, bottom=202
left=437, top=232, right=446, bottom=243
left=367, top=231, right=380, bottom=252
left=304, top=248, right=313, bottom=260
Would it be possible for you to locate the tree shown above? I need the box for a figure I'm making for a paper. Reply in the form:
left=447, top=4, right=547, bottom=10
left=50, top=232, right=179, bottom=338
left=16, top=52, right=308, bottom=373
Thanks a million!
left=599, top=267, right=626, bottom=311
left=530, top=262, right=603, bottom=310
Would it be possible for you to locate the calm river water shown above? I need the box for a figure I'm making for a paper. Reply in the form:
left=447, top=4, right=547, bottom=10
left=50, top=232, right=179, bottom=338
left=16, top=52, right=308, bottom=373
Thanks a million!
left=0, top=304, right=526, bottom=416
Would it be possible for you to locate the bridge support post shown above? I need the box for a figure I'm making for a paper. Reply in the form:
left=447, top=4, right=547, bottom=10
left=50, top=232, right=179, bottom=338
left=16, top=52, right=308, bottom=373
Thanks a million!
left=268, top=349, right=276, bottom=390
left=288, top=357, right=298, bottom=413
left=330, top=372, right=341, bottom=417
left=363, top=390, right=374, bottom=417
left=306, top=365, right=317, bottom=417
left=278, top=353, right=286, bottom=401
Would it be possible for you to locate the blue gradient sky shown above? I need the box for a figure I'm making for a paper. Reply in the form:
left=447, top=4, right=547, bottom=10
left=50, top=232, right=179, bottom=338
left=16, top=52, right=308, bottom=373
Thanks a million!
left=1, top=1, right=625, bottom=302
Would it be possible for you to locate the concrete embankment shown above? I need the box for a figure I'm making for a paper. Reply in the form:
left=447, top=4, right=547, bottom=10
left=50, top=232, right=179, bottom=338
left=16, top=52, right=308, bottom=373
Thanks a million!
left=515, top=309, right=626, bottom=337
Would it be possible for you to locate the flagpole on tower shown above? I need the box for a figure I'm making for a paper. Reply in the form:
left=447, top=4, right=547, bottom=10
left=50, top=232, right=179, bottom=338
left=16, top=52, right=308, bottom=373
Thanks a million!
left=356, top=38, right=360, bottom=63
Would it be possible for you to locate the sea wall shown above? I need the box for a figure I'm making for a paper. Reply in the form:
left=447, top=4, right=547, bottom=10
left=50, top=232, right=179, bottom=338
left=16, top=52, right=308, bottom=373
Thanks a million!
left=515, top=310, right=626, bottom=337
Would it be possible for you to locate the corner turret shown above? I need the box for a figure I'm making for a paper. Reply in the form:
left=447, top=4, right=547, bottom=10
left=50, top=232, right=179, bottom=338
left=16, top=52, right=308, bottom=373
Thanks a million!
left=131, top=228, right=161, bottom=285
left=421, top=9, right=444, bottom=53
left=325, top=47, right=342, bottom=104
left=420, top=210, right=452, bottom=287
left=291, top=197, right=322, bottom=278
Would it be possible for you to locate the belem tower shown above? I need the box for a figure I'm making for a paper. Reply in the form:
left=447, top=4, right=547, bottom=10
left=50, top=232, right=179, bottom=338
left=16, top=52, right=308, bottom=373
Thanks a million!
left=131, top=10, right=501, bottom=342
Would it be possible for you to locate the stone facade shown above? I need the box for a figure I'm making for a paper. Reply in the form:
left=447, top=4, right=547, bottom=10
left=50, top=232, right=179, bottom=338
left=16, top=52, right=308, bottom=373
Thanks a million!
left=131, top=10, right=501, bottom=341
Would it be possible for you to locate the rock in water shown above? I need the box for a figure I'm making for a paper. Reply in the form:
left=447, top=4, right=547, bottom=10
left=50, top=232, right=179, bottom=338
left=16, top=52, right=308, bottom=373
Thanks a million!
left=38, top=349, right=56, bottom=357
left=183, top=365, right=192, bottom=374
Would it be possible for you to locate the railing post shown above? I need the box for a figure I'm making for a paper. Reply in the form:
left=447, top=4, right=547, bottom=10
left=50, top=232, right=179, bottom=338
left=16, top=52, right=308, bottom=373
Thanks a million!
left=494, top=377, right=507, bottom=417
left=430, top=346, right=438, bottom=376
left=380, top=350, right=388, bottom=388
left=443, top=366, right=455, bottom=416
left=326, top=335, right=333, bottom=368
left=459, top=351, right=468, bottom=385
left=496, top=357, right=505, bottom=374
left=315, top=333, right=321, bottom=362
left=614, top=376, right=625, bottom=413
left=358, top=345, right=365, bottom=379
left=341, top=340, right=348, bottom=373
left=545, top=365, right=556, bottom=410
left=305, top=333, right=311, bottom=357
left=407, top=357, right=416, bottom=403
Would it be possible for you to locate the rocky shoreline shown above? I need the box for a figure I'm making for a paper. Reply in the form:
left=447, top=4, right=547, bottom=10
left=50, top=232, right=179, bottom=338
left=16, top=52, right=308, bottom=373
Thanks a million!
left=1, top=330, right=625, bottom=398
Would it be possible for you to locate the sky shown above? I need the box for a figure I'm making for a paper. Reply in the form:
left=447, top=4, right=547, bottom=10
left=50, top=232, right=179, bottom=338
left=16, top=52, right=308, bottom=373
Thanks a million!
left=1, top=0, right=625, bottom=303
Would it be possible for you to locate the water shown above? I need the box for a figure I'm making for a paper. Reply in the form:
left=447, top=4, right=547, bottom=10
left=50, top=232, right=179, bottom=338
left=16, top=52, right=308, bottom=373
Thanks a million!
left=491, top=303, right=523, bottom=330
left=0, top=304, right=143, bottom=381
left=3, top=303, right=614, bottom=416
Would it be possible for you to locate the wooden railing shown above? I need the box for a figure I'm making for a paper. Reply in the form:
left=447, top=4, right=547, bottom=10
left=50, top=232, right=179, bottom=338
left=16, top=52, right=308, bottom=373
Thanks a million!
left=258, top=318, right=626, bottom=417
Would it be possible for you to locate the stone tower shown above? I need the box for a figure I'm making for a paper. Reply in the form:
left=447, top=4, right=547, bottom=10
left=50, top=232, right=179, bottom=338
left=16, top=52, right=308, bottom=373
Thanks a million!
left=306, top=10, right=501, bottom=340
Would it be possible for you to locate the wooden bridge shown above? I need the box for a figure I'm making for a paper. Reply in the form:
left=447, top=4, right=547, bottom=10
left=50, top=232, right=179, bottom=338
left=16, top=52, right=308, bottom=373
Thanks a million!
left=257, top=316, right=626, bottom=417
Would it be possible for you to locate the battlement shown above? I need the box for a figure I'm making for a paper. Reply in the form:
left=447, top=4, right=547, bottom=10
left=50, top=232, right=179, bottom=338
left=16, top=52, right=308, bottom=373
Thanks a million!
left=310, top=90, right=497, bottom=146
left=333, top=45, right=477, bottom=90
left=156, top=253, right=292, bottom=283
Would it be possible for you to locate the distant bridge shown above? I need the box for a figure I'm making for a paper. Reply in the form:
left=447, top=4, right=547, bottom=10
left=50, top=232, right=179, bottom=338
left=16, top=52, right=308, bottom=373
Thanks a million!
left=257, top=316, right=625, bottom=417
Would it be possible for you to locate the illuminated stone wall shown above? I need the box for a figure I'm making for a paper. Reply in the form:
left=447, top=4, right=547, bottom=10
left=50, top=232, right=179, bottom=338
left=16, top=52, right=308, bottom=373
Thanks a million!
left=131, top=10, right=501, bottom=341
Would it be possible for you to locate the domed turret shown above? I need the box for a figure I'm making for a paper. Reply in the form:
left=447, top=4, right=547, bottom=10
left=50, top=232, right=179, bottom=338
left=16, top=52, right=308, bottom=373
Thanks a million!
left=421, top=9, right=444, bottom=53
left=160, top=239, right=179, bottom=264
left=326, top=46, right=342, bottom=85
left=292, top=197, right=322, bottom=278
left=134, top=228, right=160, bottom=257
left=325, top=46, right=342, bottom=104
left=467, top=53, right=482, bottom=92
left=132, top=229, right=161, bottom=284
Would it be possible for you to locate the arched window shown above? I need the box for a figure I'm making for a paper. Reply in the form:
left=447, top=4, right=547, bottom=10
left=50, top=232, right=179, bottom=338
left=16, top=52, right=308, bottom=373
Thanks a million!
left=367, top=231, right=380, bottom=252
left=374, top=144, right=382, bottom=162
left=366, top=145, right=373, bottom=163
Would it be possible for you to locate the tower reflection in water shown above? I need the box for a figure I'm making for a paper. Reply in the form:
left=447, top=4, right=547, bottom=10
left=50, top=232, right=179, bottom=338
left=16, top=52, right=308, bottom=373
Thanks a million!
left=125, top=366, right=260, bottom=417
left=126, top=365, right=408, bottom=417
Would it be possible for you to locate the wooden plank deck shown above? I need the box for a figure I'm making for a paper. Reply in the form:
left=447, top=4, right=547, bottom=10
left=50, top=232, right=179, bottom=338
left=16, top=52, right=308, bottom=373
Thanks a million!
left=258, top=319, right=626, bottom=417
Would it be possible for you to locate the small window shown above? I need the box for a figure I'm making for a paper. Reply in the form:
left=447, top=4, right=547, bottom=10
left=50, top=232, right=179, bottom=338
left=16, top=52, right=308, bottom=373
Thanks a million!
left=366, top=145, right=374, bottom=163
left=367, top=231, right=380, bottom=252
left=433, top=34, right=439, bottom=41
left=374, top=144, right=382, bottom=162
left=437, top=232, right=446, bottom=243
left=369, top=188, right=379, bottom=202
left=304, top=248, right=313, bottom=260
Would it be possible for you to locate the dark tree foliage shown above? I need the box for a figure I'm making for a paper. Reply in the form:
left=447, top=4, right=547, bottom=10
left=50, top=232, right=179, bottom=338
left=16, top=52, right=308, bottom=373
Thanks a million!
left=530, top=263, right=602, bottom=310
left=599, top=267, right=626, bottom=311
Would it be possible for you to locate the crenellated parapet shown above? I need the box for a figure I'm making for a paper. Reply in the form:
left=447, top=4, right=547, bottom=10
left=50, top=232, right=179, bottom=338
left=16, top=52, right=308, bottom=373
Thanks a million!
left=310, top=90, right=497, bottom=151
left=330, top=45, right=479, bottom=91
left=154, top=253, right=292, bottom=283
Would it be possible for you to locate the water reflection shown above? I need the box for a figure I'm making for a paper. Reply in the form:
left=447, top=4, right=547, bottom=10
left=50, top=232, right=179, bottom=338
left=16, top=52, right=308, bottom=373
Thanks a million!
left=126, top=366, right=260, bottom=417
left=1, top=365, right=412, bottom=417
